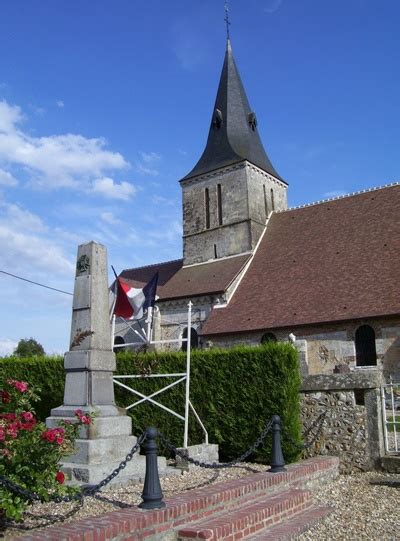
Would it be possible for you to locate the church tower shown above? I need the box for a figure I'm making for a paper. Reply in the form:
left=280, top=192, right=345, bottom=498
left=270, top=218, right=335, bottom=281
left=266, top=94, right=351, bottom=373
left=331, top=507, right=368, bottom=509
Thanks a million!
left=180, top=40, right=288, bottom=265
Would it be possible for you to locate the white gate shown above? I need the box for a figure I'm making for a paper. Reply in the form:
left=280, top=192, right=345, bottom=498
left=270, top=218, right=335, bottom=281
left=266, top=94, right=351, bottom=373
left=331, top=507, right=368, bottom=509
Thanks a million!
left=381, top=378, right=400, bottom=454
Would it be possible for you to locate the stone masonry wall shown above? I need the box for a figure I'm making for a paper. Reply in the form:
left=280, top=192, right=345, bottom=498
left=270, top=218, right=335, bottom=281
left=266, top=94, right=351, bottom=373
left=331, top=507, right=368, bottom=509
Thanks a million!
left=300, top=390, right=367, bottom=473
left=300, top=371, right=384, bottom=473
left=208, top=316, right=400, bottom=380
left=181, top=162, right=288, bottom=265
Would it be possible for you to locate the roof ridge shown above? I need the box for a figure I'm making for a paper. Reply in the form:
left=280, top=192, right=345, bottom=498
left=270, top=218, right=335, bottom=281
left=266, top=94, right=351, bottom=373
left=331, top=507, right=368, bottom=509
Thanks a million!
left=122, top=258, right=183, bottom=273
left=277, top=181, right=400, bottom=213
left=182, top=251, right=251, bottom=269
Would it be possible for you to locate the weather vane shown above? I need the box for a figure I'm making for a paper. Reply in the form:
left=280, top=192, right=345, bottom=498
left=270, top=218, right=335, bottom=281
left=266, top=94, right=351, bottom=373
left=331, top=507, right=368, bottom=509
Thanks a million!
left=224, top=1, right=231, bottom=40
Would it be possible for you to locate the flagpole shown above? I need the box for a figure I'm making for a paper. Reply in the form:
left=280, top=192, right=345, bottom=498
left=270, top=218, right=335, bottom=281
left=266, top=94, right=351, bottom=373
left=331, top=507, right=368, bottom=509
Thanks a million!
left=111, top=314, right=116, bottom=349
left=146, top=306, right=153, bottom=344
left=183, top=301, right=192, bottom=448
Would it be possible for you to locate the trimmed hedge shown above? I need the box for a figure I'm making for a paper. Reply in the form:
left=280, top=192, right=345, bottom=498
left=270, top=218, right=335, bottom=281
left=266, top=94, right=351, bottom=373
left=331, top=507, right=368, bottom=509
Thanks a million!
left=0, top=356, right=64, bottom=421
left=0, top=343, right=301, bottom=463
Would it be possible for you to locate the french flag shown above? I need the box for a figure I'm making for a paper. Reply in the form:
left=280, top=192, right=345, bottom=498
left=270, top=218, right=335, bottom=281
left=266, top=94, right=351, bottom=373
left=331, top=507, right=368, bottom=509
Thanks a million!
left=110, top=272, right=158, bottom=320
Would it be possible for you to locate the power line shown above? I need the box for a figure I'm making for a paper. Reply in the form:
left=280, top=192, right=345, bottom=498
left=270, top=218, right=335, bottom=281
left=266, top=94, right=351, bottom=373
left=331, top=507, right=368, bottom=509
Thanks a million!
left=0, top=270, right=73, bottom=296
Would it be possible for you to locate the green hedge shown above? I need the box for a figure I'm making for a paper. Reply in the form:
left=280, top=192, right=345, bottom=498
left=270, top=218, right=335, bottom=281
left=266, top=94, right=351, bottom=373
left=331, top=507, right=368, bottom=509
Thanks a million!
left=0, top=343, right=301, bottom=463
left=0, top=356, right=64, bottom=420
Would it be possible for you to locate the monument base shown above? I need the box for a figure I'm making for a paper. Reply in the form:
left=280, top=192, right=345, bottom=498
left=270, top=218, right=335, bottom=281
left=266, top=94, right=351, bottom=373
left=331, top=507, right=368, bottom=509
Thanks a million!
left=176, top=444, right=219, bottom=470
left=47, top=409, right=179, bottom=486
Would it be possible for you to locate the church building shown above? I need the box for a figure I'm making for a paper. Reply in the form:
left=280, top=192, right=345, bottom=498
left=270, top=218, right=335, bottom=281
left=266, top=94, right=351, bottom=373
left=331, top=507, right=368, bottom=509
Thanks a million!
left=117, top=39, right=400, bottom=381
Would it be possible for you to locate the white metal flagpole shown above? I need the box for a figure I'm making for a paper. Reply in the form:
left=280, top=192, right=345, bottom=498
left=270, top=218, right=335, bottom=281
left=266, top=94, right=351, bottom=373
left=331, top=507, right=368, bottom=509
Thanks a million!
left=183, top=301, right=192, bottom=448
left=111, top=314, right=116, bottom=349
left=146, top=306, right=153, bottom=343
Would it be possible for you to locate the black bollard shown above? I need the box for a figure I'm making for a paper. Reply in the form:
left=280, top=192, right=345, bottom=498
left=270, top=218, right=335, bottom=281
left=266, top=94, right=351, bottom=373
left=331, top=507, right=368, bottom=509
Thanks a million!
left=268, top=415, right=286, bottom=473
left=139, top=427, right=166, bottom=510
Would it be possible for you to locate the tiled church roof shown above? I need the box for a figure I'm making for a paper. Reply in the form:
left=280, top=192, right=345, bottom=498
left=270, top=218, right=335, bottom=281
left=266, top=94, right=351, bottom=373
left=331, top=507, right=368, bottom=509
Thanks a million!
left=201, top=184, right=400, bottom=335
left=120, top=254, right=250, bottom=301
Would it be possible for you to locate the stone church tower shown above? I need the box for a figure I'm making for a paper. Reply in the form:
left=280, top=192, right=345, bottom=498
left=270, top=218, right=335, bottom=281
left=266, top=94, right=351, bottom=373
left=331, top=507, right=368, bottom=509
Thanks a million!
left=181, top=40, right=288, bottom=265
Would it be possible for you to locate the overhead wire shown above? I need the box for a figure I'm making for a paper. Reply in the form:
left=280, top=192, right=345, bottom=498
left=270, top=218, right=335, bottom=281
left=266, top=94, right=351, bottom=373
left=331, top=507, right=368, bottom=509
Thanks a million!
left=0, top=270, right=73, bottom=296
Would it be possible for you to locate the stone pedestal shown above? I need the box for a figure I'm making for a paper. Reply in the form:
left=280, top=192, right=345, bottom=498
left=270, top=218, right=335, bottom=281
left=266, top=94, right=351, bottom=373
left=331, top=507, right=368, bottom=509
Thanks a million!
left=46, top=242, right=170, bottom=485
left=176, top=444, right=219, bottom=470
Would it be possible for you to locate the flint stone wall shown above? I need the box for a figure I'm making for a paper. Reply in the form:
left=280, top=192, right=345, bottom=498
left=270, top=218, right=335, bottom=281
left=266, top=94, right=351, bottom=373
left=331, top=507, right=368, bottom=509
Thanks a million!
left=300, top=371, right=384, bottom=473
left=300, top=390, right=367, bottom=473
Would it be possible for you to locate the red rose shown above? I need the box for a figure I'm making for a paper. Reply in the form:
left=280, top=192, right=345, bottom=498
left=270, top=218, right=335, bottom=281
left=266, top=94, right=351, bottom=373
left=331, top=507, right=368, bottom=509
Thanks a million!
left=7, top=380, right=29, bottom=393
left=80, top=415, right=92, bottom=425
left=55, top=471, right=65, bottom=484
left=41, top=429, right=57, bottom=442
left=21, top=411, right=34, bottom=422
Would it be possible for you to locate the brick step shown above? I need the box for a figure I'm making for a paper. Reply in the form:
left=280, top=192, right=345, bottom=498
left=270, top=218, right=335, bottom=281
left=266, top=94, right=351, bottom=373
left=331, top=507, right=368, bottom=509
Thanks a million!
left=245, top=504, right=332, bottom=540
left=177, top=488, right=313, bottom=540
left=17, top=457, right=339, bottom=541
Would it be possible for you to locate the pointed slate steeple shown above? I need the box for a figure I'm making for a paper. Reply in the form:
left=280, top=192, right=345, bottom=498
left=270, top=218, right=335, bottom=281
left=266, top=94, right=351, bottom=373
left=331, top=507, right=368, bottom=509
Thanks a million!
left=182, top=40, right=283, bottom=182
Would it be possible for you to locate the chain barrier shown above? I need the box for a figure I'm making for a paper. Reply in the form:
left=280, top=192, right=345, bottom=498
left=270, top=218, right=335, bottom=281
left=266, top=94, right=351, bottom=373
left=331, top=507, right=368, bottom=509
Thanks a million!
left=0, top=431, right=146, bottom=505
left=159, top=417, right=273, bottom=469
left=2, top=499, right=84, bottom=532
left=82, top=432, right=146, bottom=497
left=283, top=411, right=327, bottom=450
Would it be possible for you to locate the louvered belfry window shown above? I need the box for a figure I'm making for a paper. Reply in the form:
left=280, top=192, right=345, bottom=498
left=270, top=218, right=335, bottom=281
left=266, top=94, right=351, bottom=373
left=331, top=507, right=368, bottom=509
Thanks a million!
left=205, top=188, right=210, bottom=229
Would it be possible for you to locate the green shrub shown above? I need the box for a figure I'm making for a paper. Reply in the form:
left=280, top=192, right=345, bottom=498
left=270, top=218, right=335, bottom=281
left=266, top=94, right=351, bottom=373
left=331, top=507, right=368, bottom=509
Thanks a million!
left=0, top=343, right=301, bottom=463
left=0, top=356, right=64, bottom=420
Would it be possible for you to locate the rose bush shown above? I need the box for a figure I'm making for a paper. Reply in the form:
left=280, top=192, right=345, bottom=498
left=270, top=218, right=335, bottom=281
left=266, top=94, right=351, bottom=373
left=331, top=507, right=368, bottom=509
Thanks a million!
left=0, top=379, right=95, bottom=521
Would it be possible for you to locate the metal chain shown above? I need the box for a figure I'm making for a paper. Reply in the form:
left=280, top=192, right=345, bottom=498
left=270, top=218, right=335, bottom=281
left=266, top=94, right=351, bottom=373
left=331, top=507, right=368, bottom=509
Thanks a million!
left=159, top=418, right=273, bottom=469
left=2, top=498, right=84, bottom=532
left=82, top=432, right=146, bottom=496
left=0, top=432, right=146, bottom=504
left=283, top=411, right=327, bottom=450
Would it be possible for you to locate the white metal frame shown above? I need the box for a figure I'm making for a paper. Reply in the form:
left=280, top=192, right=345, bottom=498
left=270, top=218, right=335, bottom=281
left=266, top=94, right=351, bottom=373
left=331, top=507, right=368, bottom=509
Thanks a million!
left=381, top=377, right=399, bottom=454
left=112, top=301, right=208, bottom=447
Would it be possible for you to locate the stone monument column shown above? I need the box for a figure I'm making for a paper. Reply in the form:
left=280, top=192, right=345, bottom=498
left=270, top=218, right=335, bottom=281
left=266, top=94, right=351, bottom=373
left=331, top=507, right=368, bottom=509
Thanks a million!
left=47, top=241, right=163, bottom=484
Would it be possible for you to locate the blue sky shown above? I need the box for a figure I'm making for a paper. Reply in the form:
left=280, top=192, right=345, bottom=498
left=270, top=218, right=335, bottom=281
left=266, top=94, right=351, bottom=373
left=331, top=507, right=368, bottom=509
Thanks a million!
left=0, top=0, right=399, bottom=355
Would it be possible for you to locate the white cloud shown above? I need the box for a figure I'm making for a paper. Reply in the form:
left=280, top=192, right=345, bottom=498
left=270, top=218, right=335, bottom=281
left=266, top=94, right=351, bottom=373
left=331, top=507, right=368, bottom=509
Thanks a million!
left=0, top=101, right=23, bottom=133
left=100, top=211, right=121, bottom=225
left=264, top=0, right=283, bottom=14
left=137, top=164, right=159, bottom=177
left=0, top=169, right=17, bottom=186
left=29, top=103, right=46, bottom=116
left=0, top=201, right=74, bottom=275
left=56, top=100, right=65, bottom=108
left=3, top=202, right=46, bottom=232
left=92, top=177, right=136, bottom=200
left=152, top=195, right=176, bottom=206
left=137, top=151, right=161, bottom=176
left=140, top=151, right=161, bottom=164
left=323, top=190, right=347, bottom=199
left=0, top=338, right=18, bottom=357
left=0, top=100, right=129, bottom=190
left=147, top=220, right=182, bottom=242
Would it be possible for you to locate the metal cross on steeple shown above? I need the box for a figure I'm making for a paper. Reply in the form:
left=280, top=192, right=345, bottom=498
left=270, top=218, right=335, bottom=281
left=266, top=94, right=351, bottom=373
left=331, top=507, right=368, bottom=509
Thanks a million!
left=224, top=1, right=231, bottom=40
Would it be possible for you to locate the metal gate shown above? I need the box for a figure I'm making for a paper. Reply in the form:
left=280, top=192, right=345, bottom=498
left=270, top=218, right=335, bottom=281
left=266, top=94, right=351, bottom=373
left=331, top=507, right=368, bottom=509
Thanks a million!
left=381, top=378, right=400, bottom=454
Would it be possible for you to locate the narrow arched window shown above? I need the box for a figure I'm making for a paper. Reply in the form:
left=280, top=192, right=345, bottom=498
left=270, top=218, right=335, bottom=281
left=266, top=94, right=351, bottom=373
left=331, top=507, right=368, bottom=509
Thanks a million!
left=113, top=335, right=125, bottom=353
left=355, top=325, right=377, bottom=366
left=217, top=184, right=223, bottom=225
left=263, top=185, right=268, bottom=217
left=271, top=188, right=275, bottom=211
left=261, top=332, right=277, bottom=344
left=181, top=327, right=199, bottom=352
left=205, top=188, right=210, bottom=229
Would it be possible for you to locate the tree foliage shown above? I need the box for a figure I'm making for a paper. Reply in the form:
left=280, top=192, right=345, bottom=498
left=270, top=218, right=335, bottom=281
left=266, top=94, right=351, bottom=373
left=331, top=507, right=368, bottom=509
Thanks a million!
left=13, top=338, right=45, bottom=358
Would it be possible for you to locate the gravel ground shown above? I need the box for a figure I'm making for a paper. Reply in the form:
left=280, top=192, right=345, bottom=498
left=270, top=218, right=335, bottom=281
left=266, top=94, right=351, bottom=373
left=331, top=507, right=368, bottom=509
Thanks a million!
left=298, top=471, right=399, bottom=541
left=2, top=466, right=399, bottom=540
